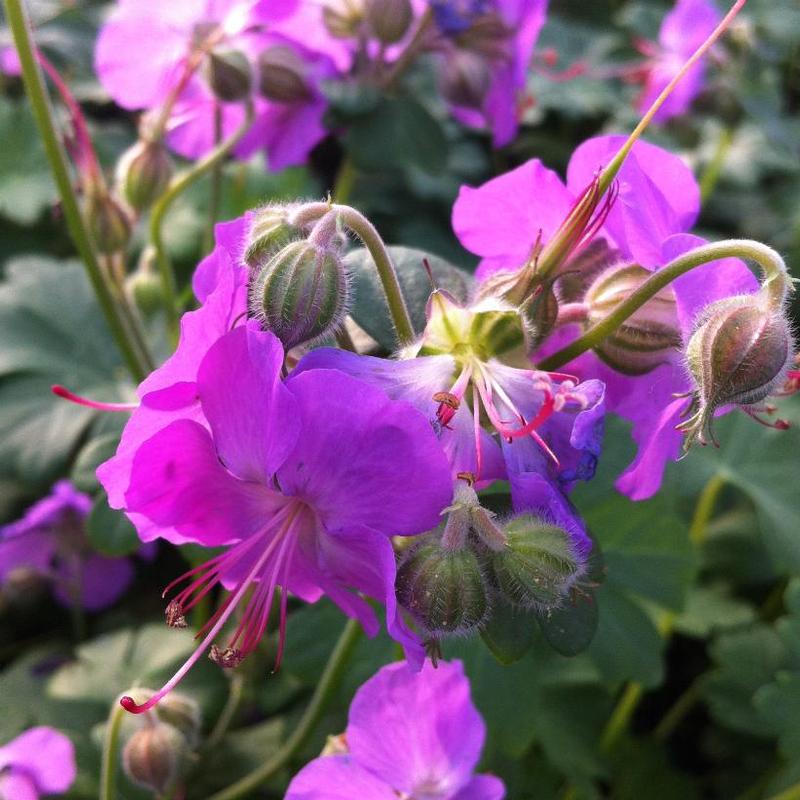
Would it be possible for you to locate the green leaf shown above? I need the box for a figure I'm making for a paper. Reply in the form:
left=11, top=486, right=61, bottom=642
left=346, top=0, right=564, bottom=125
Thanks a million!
left=682, top=401, right=800, bottom=571
left=0, top=98, right=56, bottom=224
left=481, top=599, right=537, bottom=665
left=587, top=582, right=665, bottom=687
left=86, top=491, right=139, bottom=556
left=346, top=245, right=472, bottom=350
left=70, top=433, right=121, bottom=493
left=539, top=591, right=600, bottom=657
left=47, top=624, right=226, bottom=709
left=346, top=96, right=448, bottom=174
left=0, top=257, right=132, bottom=485
left=703, top=623, right=789, bottom=737
left=674, top=584, right=757, bottom=638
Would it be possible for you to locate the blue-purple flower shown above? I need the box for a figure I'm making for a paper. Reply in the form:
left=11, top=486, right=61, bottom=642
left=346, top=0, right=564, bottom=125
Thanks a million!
left=286, top=659, right=504, bottom=800
left=0, top=481, right=137, bottom=611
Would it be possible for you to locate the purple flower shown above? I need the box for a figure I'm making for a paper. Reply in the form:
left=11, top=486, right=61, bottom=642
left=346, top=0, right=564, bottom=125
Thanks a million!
left=636, top=0, right=721, bottom=122
left=434, top=0, right=549, bottom=146
left=0, top=46, right=20, bottom=77
left=0, top=727, right=76, bottom=800
left=286, top=659, right=504, bottom=800
left=452, top=134, right=758, bottom=498
left=101, top=323, right=452, bottom=712
left=94, top=0, right=340, bottom=169
left=295, top=291, right=604, bottom=547
left=0, top=481, right=136, bottom=611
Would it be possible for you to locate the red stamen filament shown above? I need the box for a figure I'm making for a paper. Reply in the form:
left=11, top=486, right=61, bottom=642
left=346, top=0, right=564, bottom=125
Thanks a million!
left=51, top=384, right=138, bottom=412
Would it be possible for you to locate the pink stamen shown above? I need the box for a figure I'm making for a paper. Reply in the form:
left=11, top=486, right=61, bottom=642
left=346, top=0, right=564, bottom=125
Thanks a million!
left=472, top=383, right=483, bottom=482
left=51, top=384, right=138, bottom=412
left=503, top=391, right=555, bottom=440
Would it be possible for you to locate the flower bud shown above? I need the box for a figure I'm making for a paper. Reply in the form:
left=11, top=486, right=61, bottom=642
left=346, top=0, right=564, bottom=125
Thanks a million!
left=85, top=190, right=132, bottom=254
left=365, top=0, right=413, bottom=44
left=204, top=49, right=253, bottom=102
left=249, top=240, right=349, bottom=350
left=122, top=723, right=187, bottom=794
left=522, top=281, right=559, bottom=348
left=323, top=0, right=365, bottom=38
left=679, top=294, right=793, bottom=446
left=156, top=692, right=202, bottom=746
left=396, top=537, right=489, bottom=638
left=243, top=205, right=303, bottom=269
left=489, top=515, right=586, bottom=611
left=439, top=49, right=492, bottom=109
left=116, top=139, right=173, bottom=213
left=257, top=46, right=311, bottom=103
left=126, top=268, right=164, bottom=317
left=584, top=263, right=682, bottom=375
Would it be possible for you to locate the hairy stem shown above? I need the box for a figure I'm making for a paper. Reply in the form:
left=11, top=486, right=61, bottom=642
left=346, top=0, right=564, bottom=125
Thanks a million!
left=206, top=618, right=362, bottom=800
left=4, top=0, right=147, bottom=381
left=540, top=240, right=791, bottom=371
left=149, top=102, right=254, bottom=338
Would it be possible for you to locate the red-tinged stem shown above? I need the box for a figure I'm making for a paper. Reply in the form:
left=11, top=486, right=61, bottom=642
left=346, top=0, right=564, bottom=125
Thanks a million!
left=598, top=0, right=747, bottom=195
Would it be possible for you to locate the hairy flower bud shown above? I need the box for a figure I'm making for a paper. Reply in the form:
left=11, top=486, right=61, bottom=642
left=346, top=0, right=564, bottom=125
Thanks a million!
left=323, top=0, right=365, bottom=38
left=257, top=46, right=311, bottom=103
left=365, top=0, right=413, bottom=44
left=396, top=536, right=489, bottom=638
left=244, top=205, right=303, bottom=269
left=679, top=294, right=793, bottom=446
left=156, top=692, right=202, bottom=746
left=249, top=240, right=349, bottom=350
left=116, top=140, right=173, bottom=213
left=122, top=723, right=186, bottom=794
left=489, top=515, right=586, bottom=611
left=439, top=49, right=492, bottom=109
left=85, top=190, right=132, bottom=254
left=126, top=267, right=164, bottom=317
left=204, top=49, right=252, bottom=102
left=584, top=263, right=682, bottom=375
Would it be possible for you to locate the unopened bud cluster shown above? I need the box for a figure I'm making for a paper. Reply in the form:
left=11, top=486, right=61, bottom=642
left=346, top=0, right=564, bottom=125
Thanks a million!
left=396, top=487, right=587, bottom=646
left=245, top=204, right=350, bottom=351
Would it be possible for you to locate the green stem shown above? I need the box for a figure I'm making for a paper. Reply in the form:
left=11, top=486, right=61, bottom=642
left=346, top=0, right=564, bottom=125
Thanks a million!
left=689, top=474, right=726, bottom=547
left=204, top=672, right=245, bottom=752
left=334, top=206, right=415, bottom=345
left=203, top=103, right=224, bottom=255
left=653, top=677, right=703, bottom=742
left=332, top=155, right=356, bottom=205
left=4, top=0, right=147, bottom=382
left=598, top=0, right=746, bottom=195
left=150, top=101, right=255, bottom=338
left=99, top=699, right=127, bottom=800
left=699, top=127, right=733, bottom=203
left=206, top=618, right=362, bottom=800
left=539, top=240, right=791, bottom=371
left=599, top=682, right=643, bottom=754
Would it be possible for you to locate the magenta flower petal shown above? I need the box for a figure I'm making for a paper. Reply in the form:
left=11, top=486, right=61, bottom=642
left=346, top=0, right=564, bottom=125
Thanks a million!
left=192, top=215, right=249, bottom=303
left=52, top=553, right=135, bottom=612
left=0, top=727, right=76, bottom=795
left=1, top=479, right=90, bottom=539
left=0, top=771, right=38, bottom=800
left=452, top=158, right=573, bottom=278
left=347, top=660, right=486, bottom=796
left=197, top=324, right=298, bottom=482
left=126, top=419, right=284, bottom=546
left=94, top=0, right=197, bottom=109
left=451, top=775, right=507, bottom=800
left=638, top=0, right=721, bottom=122
left=278, top=369, right=453, bottom=537
left=0, top=529, right=55, bottom=581
left=286, top=755, right=397, bottom=800
left=566, top=136, right=700, bottom=267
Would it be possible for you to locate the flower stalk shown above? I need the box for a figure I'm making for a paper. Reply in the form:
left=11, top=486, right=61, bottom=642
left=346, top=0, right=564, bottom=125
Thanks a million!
left=539, top=239, right=792, bottom=371
left=149, top=100, right=255, bottom=338
left=3, top=0, right=148, bottom=381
